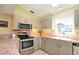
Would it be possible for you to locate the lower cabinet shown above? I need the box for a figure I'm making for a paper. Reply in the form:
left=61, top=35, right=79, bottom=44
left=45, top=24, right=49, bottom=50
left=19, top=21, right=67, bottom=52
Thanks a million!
left=41, top=37, right=48, bottom=51
left=58, top=40, right=72, bottom=55
left=45, top=38, right=58, bottom=55
left=41, top=37, right=73, bottom=55
left=34, top=37, right=40, bottom=51
left=41, top=37, right=58, bottom=55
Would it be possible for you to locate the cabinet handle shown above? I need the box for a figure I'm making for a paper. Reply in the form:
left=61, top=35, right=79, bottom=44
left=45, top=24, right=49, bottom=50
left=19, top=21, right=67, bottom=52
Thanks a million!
left=44, top=41, right=46, bottom=43
left=57, top=44, right=61, bottom=48
left=57, top=44, right=58, bottom=47
left=59, top=44, right=61, bottom=48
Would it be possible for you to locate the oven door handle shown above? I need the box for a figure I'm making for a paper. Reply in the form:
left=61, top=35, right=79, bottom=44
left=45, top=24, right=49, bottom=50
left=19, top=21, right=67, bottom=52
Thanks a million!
left=21, top=39, right=33, bottom=41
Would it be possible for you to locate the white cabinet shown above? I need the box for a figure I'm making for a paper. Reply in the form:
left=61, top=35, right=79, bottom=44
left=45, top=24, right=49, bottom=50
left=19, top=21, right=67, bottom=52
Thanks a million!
left=34, top=37, right=41, bottom=51
left=41, top=37, right=58, bottom=54
left=41, top=16, right=52, bottom=29
left=58, top=40, right=72, bottom=55
left=41, top=37, right=73, bottom=55
left=46, top=38, right=58, bottom=55
left=13, top=15, right=20, bottom=29
left=41, top=19, right=52, bottom=29
left=74, top=9, right=79, bottom=30
left=41, top=37, right=48, bottom=51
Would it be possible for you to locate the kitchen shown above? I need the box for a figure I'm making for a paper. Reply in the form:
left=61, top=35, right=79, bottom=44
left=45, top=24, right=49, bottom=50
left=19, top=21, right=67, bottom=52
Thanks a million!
left=0, top=4, right=79, bottom=55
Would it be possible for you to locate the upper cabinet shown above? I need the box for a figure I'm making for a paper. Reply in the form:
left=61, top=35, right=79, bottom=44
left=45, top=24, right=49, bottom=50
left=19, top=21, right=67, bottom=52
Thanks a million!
left=41, top=15, right=52, bottom=29
left=13, top=15, right=20, bottom=29
left=13, top=15, right=41, bottom=29
left=41, top=19, right=52, bottom=29
left=74, top=9, right=79, bottom=30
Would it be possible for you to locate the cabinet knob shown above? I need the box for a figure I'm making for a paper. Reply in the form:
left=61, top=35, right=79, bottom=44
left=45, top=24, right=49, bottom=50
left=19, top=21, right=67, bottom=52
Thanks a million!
left=59, top=44, right=61, bottom=48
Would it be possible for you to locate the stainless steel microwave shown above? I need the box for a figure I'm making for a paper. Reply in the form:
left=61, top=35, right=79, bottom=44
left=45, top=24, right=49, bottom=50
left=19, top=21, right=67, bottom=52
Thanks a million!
left=19, top=23, right=32, bottom=29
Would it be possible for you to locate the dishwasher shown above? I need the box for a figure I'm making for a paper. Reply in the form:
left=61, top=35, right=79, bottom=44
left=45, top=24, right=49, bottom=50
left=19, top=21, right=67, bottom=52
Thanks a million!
left=73, top=43, right=79, bottom=55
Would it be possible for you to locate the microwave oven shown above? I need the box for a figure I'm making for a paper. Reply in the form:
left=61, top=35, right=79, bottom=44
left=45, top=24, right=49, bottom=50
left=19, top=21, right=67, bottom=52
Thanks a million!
left=19, top=23, right=32, bottom=29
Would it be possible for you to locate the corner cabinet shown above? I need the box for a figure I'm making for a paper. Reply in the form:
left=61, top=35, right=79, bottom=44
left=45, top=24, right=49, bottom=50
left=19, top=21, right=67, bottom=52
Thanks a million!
left=41, top=37, right=58, bottom=55
left=41, top=37, right=73, bottom=55
left=34, top=37, right=41, bottom=51
left=41, top=37, right=48, bottom=51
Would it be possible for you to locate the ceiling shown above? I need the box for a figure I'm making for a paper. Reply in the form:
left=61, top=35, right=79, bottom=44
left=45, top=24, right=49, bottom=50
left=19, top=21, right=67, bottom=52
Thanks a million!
left=20, top=4, right=53, bottom=17
left=0, top=4, right=16, bottom=15
left=20, top=4, right=77, bottom=18
left=0, top=4, right=78, bottom=17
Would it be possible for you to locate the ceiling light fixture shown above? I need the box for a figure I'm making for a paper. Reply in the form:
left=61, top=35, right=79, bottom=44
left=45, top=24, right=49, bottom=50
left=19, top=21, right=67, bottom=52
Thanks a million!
left=58, top=7, right=63, bottom=10
left=30, top=10, right=34, bottom=13
left=51, top=4, right=63, bottom=11
left=51, top=3, right=59, bottom=7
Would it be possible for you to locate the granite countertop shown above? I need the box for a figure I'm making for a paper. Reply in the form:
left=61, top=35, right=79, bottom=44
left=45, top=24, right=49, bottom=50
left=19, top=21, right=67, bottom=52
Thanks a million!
left=0, top=38, right=20, bottom=55
left=41, top=34, right=79, bottom=43
left=50, top=37, right=77, bottom=43
left=50, top=36, right=79, bottom=43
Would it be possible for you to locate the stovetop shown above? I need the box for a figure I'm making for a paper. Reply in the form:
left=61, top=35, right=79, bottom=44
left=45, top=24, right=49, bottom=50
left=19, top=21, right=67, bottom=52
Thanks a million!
left=18, top=35, right=34, bottom=40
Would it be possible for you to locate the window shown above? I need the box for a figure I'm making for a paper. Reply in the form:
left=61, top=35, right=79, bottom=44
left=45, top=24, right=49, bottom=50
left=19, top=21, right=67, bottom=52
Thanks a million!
left=53, top=15, right=75, bottom=36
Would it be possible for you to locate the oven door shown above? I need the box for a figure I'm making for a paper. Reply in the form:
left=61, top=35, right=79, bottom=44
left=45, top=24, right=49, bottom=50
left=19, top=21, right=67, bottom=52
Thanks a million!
left=20, top=39, right=34, bottom=52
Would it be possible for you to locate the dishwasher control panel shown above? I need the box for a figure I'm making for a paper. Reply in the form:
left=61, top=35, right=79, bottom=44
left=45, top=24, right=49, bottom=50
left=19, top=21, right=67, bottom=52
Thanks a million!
left=73, top=43, right=79, bottom=47
left=73, top=43, right=79, bottom=55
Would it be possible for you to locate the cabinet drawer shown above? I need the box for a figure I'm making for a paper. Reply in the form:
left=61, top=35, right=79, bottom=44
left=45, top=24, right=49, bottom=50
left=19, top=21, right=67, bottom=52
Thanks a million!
left=58, top=40, right=72, bottom=46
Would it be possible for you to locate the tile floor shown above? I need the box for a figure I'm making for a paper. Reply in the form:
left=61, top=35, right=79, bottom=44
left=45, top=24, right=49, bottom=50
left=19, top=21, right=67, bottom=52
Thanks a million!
left=31, top=49, right=48, bottom=55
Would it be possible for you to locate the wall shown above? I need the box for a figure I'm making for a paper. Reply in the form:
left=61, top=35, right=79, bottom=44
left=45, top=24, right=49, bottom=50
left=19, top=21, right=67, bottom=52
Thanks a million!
left=40, top=5, right=79, bottom=37
left=0, top=14, right=13, bottom=35
left=52, top=6, right=79, bottom=37
left=14, top=5, right=41, bottom=37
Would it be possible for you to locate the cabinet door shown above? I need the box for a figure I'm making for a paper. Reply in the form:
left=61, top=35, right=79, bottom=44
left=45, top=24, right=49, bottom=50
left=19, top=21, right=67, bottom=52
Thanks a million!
left=41, top=19, right=52, bottom=29
left=74, top=9, right=79, bottom=29
left=13, top=15, right=20, bottom=29
left=34, top=37, right=41, bottom=51
left=45, top=38, right=58, bottom=55
left=33, top=38, right=39, bottom=50
left=41, top=37, right=48, bottom=51
left=59, top=40, right=72, bottom=55
left=41, top=20, right=47, bottom=28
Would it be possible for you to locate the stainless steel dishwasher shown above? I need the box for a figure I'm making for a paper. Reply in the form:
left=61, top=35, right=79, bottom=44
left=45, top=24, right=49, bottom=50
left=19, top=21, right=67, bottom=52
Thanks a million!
left=73, top=43, right=79, bottom=55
